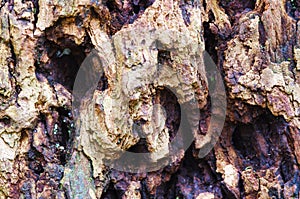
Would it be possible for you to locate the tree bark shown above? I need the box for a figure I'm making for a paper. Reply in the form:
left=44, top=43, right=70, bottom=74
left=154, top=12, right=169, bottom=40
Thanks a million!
left=0, top=0, right=300, bottom=198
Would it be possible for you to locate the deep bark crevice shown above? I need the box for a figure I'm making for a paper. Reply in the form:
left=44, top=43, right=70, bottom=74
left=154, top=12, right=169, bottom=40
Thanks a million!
left=96, top=73, right=109, bottom=92
left=156, top=87, right=181, bottom=141
left=127, top=138, right=149, bottom=153
left=0, top=0, right=5, bottom=11
left=35, top=32, right=93, bottom=91
left=0, top=115, right=11, bottom=126
left=258, top=19, right=266, bottom=48
left=286, top=0, right=300, bottom=19
left=168, top=146, right=222, bottom=198
left=100, top=182, right=122, bottom=199
left=219, top=0, right=256, bottom=24
left=27, top=147, right=45, bottom=175
left=32, top=0, right=39, bottom=31
left=231, top=110, right=293, bottom=171
left=232, top=124, right=260, bottom=168
left=7, top=14, right=20, bottom=106
left=104, top=0, right=155, bottom=35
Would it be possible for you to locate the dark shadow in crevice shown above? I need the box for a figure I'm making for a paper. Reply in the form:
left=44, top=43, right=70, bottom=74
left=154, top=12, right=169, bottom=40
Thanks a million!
left=127, top=138, right=149, bottom=153
left=203, top=20, right=218, bottom=65
left=219, top=0, right=256, bottom=24
left=280, top=152, right=294, bottom=183
left=159, top=145, right=222, bottom=198
left=157, top=50, right=172, bottom=65
left=0, top=115, right=11, bottom=126
left=286, top=0, right=300, bottom=20
left=104, top=0, right=155, bottom=35
left=31, top=106, right=74, bottom=169
left=100, top=182, right=122, bottom=199
left=258, top=20, right=266, bottom=48
left=232, top=123, right=261, bottom=168
left=155, top=87, right=181, bottom=141
left=27, top=147, right=45, bottom=175
left=55, top=107, right=75, bottom=165
left=35, top=17, right=95, bottom=93
left=232, top=110, right=295, bottom=176
left=97, top=73, right=109, bottom=92
left=35, top=35, right=92, bottom=92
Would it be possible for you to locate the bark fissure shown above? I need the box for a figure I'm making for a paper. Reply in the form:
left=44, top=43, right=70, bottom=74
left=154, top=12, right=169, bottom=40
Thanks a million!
left=7, top=15, right=20, bottom=107
left=32, top=0, right=39, bottom=32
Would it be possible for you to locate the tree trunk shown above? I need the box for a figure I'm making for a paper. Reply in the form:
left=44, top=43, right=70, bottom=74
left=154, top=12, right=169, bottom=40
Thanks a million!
left=0, top=0, right=299, bottom=198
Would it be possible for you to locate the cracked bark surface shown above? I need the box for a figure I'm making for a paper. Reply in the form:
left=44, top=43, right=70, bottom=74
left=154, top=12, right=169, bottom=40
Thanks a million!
left=0, top=0, right=299, bottom=198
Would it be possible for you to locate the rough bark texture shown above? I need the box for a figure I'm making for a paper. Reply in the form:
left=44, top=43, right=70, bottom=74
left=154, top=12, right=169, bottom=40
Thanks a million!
left=0, top=0, right=300, bottom=198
